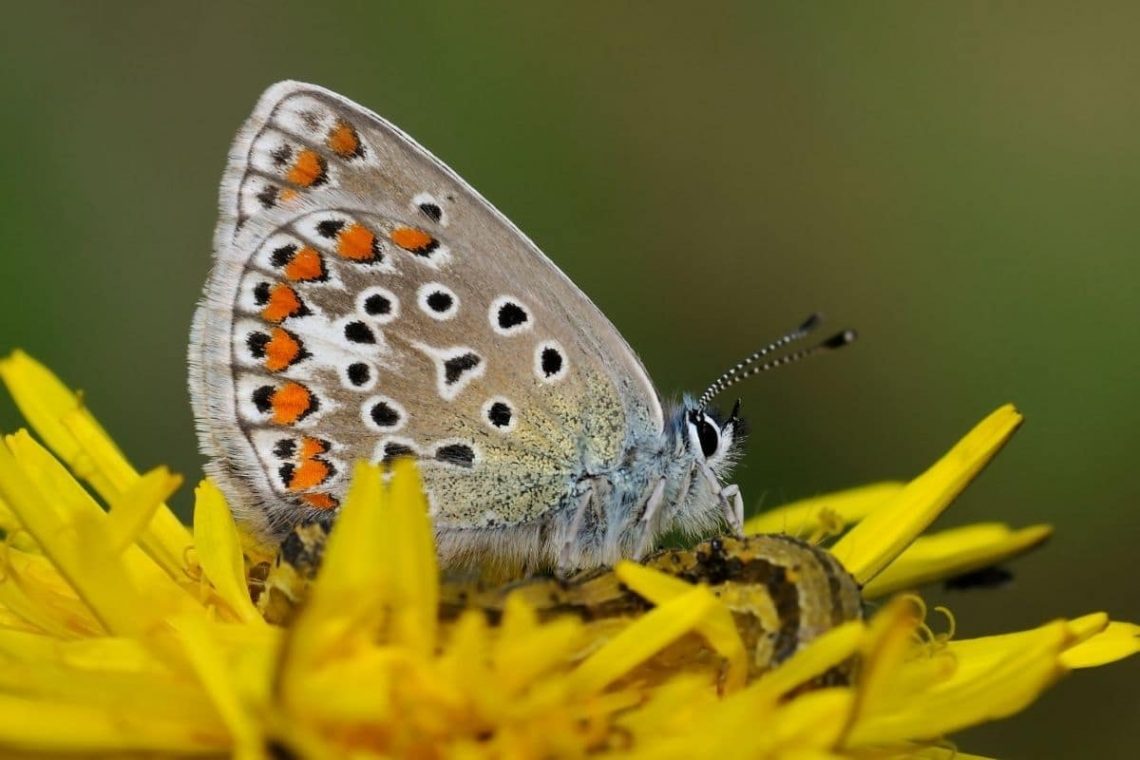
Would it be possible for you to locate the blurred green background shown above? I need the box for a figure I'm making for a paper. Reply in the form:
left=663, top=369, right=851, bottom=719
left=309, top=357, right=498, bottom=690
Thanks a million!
left=1, top=2, right=1136, bottom=755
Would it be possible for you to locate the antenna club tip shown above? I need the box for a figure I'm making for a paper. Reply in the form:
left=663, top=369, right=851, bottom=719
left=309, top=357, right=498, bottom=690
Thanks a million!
left=823, top=329, right=858, bottom=349
left=799, top=312, right=823, bottom=332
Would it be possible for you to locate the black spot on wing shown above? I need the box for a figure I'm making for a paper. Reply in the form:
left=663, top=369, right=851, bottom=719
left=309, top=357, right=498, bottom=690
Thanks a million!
left=419, top=202, right=442, bottom=223
left=444, top=353, right=481, bottom=385
left=541, top=347, right=563, bottom=377
left=256, top=184, right=278, bottom=209
left=497, top=302, right=528, bottom=329
left=252, top=386, right=274, bottom=413
left=370, top=402, right=401, bottom=428
left=383, top=442, right=415, bottom=460
left=364, top=294, right=391, bottom=316
left=347, top=362, right=370, bottom=386
left=435, top=443, right=475, bottom=468
left=426, top=291, right=453, bottom=313
left=270, top=144, right=293, bottom=167
left=246, top=332, right=270, bottom=359
left=273, top=438, right=296, bottom=459
left=270, top=245, right=296, bottom=268
left=488, top=401, right=512, bottom=428
left=344, top=321, right=376, bottom=344
left=316, top=219, right=345, bottom=239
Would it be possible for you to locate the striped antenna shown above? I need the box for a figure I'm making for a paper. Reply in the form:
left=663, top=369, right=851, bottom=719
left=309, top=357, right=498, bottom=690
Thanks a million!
left=696, top=319, right=856, bottom=408
left=696, top=314, right=822, bottom=408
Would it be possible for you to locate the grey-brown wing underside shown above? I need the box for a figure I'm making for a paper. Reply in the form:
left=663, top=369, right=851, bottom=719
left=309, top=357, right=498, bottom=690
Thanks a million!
left=190, top=81, right=664, bottom=538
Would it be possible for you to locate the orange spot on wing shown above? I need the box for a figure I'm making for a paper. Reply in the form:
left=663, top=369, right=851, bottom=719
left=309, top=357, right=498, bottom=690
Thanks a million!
left=391, top=226, right=436, bottom=253
left=264, top=328, right=303, bottom=372
left=286, top=149, right=327, bottom=188
left=279, top=188, right=299, bottom=203
left=271, top=382, right=314, bottom=425
left=261, top=284, right=304, bottom=323
left=284, top=246, right=326, bottom=282
left=289, top=458, right=332, bottom=491
left=337, top=223, right=378, bottom=261
left=327, top=120, right=361, bottom=158
left=301, top=492, right=339, bottom=510
left=298, top=436, right=329, bottom=459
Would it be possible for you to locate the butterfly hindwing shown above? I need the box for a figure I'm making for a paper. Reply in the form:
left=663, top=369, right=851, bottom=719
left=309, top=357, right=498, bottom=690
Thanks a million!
left=191, top=81, right=664, bottom=540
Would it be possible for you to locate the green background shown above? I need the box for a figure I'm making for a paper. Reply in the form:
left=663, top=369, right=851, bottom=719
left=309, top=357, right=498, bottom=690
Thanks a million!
left=1, top=3, right=1136, bottom=755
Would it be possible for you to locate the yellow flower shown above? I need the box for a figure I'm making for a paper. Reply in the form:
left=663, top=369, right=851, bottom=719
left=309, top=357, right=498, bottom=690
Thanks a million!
left=0, top=349, right=1135, bottom=758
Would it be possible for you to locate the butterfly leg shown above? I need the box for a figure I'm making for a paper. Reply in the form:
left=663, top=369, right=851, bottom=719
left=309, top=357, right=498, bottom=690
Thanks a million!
left=640, top=477, right=667, bottom=526
left=558, top=488, right=595, bottom=575
left=696, top=460, right=744, bottom=537
left=634, top=477, right=668, bottom=559
left=720, top=484, right=745, bottom=537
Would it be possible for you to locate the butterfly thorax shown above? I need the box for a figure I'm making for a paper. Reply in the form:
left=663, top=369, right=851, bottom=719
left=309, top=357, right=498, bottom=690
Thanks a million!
left=523, top=397, right=746, bottom=572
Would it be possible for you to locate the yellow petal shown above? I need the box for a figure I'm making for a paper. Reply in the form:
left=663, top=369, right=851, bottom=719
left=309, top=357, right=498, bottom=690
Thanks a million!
left=105, top=466, right=182, bottom=555
left=569, top=586, right=715, bottom=696
left=0, top=435, right=134, bottom=634
left=167, top=613, right=260, bottom=756
left=0, top=632, right=227, bottom=731
left=862, top=522, right=1052, bottom=598
left=0, top=351, right=107, bottom=474
left=281, top=461, right=388, bottom=689
left=280, top=648, right=396, bottom=724
left=0, top=432, right=204, bottom=634
left=63, top=409, right=193, bottom=582
left=850, top=597, right=924, bottom=718
left=0, top=544, right=106, bottom=636
left=947, top=614, right=1101, bottom=679
left=440, top=609, right=492, bottom=698
left=0, top=565, right=86, bottom=638
left=0, top=491, right=38, bottom=552
left=748, top=620, right=865, bottom=701
left=0, top=628, right=152, bottom=671
left=849, top=620, right=1070, bottom=744
left=744, top=481, right=904, bottom=537
left=1066, top=611, right=1110, bottom=641
left=193, top=479, right=264, bottom=624
left=0, top=693, right=227, bottom=753
left=615, top=560, right=748, bottom=692
left=1060, top=620, right=1140, bottom=669
left=831, top=405, right=1023, bottom=584
left=492, top=594, right=584, bottom=695
left=759, top=687, right=854, bottom=751
left=386, top=457, right=438, bottom=655
left=615, top=674, right=717, bottom=746
left=313, top=461, right=385, bottom=598
left=0, top=351, right=192, bottom=582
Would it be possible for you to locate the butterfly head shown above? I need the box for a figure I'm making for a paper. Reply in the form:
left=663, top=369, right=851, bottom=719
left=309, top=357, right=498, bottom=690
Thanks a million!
left=679, top=397, right=748, bottom=476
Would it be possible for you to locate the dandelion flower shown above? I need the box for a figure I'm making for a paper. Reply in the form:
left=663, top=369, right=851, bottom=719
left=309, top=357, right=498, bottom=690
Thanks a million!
left=0, top=350, right=1135, bottom=758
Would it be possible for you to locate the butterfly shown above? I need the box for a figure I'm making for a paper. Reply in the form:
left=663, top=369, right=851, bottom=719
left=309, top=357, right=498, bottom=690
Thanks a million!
left=190, top=81, right=854, bottom=575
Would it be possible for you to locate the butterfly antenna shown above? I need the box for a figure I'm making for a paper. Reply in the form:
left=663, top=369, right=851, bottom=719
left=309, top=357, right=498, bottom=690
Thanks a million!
left=697, top=322, right=857, bottom=408
left=696, top=313, right=823, bottom=407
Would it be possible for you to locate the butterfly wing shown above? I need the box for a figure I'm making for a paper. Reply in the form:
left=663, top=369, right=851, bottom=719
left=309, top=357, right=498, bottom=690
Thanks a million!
left=191, top=81, right=664, bottom=540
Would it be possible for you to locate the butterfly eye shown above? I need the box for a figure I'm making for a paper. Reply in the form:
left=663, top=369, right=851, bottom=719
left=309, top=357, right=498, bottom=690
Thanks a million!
left=696, top=417, right=720, bottom=458
left=686, top=411, right=720, bottom=459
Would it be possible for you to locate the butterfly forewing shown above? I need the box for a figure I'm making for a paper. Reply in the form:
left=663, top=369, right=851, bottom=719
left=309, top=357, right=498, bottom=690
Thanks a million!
left=191, top=81, right=664, bottom=537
